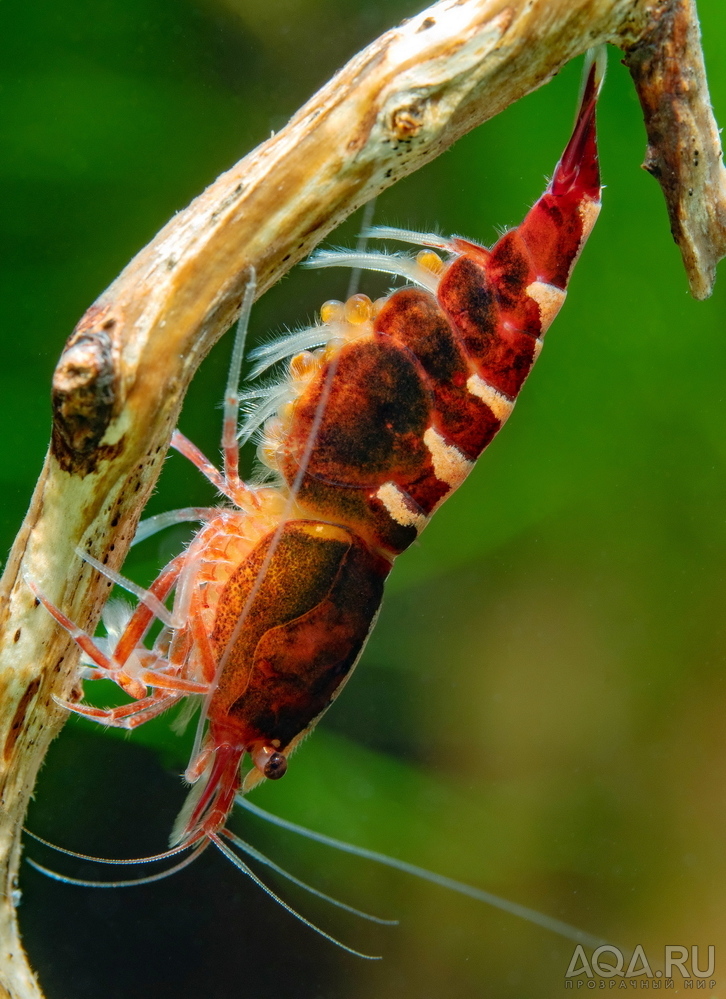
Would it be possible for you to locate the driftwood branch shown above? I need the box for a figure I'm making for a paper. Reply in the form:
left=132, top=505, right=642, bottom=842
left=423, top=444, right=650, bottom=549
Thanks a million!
left=623, top=0, right=726, bottom=300
left=0, top=0, right=722, bottom=995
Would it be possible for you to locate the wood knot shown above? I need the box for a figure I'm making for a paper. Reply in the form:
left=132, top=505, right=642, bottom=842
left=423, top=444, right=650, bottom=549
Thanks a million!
left=642, top=146, right=662, bottom=178
left=389, top=102, right=426, bottom=140
left=51, top=305, right=122, bottom=475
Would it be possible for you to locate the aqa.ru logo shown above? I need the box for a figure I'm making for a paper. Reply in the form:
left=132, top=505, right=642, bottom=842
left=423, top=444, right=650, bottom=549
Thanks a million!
left=565, top=944, right=715, bottom=989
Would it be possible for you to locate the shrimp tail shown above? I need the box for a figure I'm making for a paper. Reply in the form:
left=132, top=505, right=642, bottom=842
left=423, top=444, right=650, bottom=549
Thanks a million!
left=551, top=44, right=606, bottom=199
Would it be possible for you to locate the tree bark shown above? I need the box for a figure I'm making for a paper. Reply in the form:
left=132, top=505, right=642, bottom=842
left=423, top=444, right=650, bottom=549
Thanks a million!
left=0, top=0, right=722, bottom=995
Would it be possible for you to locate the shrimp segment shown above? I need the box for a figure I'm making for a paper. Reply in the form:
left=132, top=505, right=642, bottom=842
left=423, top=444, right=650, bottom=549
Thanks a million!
left=30, top=49, right=605, bottom=932
left=274, top=54, right=603, bottom=563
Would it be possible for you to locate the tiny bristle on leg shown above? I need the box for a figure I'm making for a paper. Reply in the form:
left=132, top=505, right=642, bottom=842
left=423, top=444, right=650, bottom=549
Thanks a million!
left=362, top=226, right=455, bottom=251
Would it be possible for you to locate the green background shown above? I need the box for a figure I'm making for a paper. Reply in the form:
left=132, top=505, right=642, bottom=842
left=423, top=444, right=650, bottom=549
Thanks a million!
left=2, top=1, right=725, bottom=996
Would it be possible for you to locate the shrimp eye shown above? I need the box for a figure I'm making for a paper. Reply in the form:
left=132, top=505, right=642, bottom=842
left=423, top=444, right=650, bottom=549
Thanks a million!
left=251, top=743, right=288, bottom=779
left=263, top=752, right=287, bottom=780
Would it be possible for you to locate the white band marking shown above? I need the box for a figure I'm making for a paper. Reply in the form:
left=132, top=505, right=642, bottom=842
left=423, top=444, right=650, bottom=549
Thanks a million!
left=567, top=197, right=601, bottom=279
left=423, top=427, right=474, bottom=490
left=466, top=374, right=515, bottom=423
left=526, top=281, right=566, bottom=334
left=579, top=197, right=600, bottom=245
left=376, top=483, right=428, bottom=533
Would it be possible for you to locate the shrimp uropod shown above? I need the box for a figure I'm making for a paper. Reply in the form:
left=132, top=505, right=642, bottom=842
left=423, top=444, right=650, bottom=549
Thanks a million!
left=28, top=48, right=606, bottom=959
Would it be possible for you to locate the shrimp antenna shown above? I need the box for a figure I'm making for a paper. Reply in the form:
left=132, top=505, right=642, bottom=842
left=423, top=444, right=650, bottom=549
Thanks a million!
left=26, top=840, right=208, bottom=888
left=209, top=833, right=381, bottom=960
left=236, top=797, right=611, bottom=950
left=23, top=828, right=194, bottom=865
left=221, top=828, right=396, bottom=925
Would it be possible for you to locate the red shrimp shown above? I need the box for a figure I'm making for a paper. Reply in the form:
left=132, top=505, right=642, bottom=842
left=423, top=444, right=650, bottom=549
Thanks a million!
left=27, top=47, right=606, bottom=956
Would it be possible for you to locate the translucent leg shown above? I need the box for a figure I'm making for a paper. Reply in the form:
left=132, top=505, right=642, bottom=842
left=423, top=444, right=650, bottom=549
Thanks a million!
left=362, top=225, right=456, bottom=251
left=133, top=670, right=208, bottom=695
left=304, top=249, right=441, bottom=294
left=170, top=430, right=235, bottom=500
left=184, top=744, right=214, bottom=783
left=55, top=690, right=180, bottom=729
left=188, top=603, right=218, bottom=683
left=170, top=430, right=259, bottom=510
left=76, top=549, right=179, bottom=629
left=111, top=555, right=183, bottom=664
left=132, top=507, right=215, bottom=547
left=247, top=324, right=336, bottom=379
left=26, top=576, right=147, bottom=699
left=27, top=577, right=116, bottom=674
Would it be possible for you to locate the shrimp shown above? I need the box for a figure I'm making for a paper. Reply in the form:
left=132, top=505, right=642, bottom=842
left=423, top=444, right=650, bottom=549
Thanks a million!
left=27, top=47, right=606, bottom=956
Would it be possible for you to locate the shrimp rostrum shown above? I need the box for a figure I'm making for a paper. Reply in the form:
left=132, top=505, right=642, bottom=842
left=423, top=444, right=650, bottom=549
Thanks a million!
left=31, top=50, right=605, bottom=932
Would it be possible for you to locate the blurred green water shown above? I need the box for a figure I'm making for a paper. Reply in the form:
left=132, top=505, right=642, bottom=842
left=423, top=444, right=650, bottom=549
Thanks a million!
left=2, top=1, right=726, bottom=997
